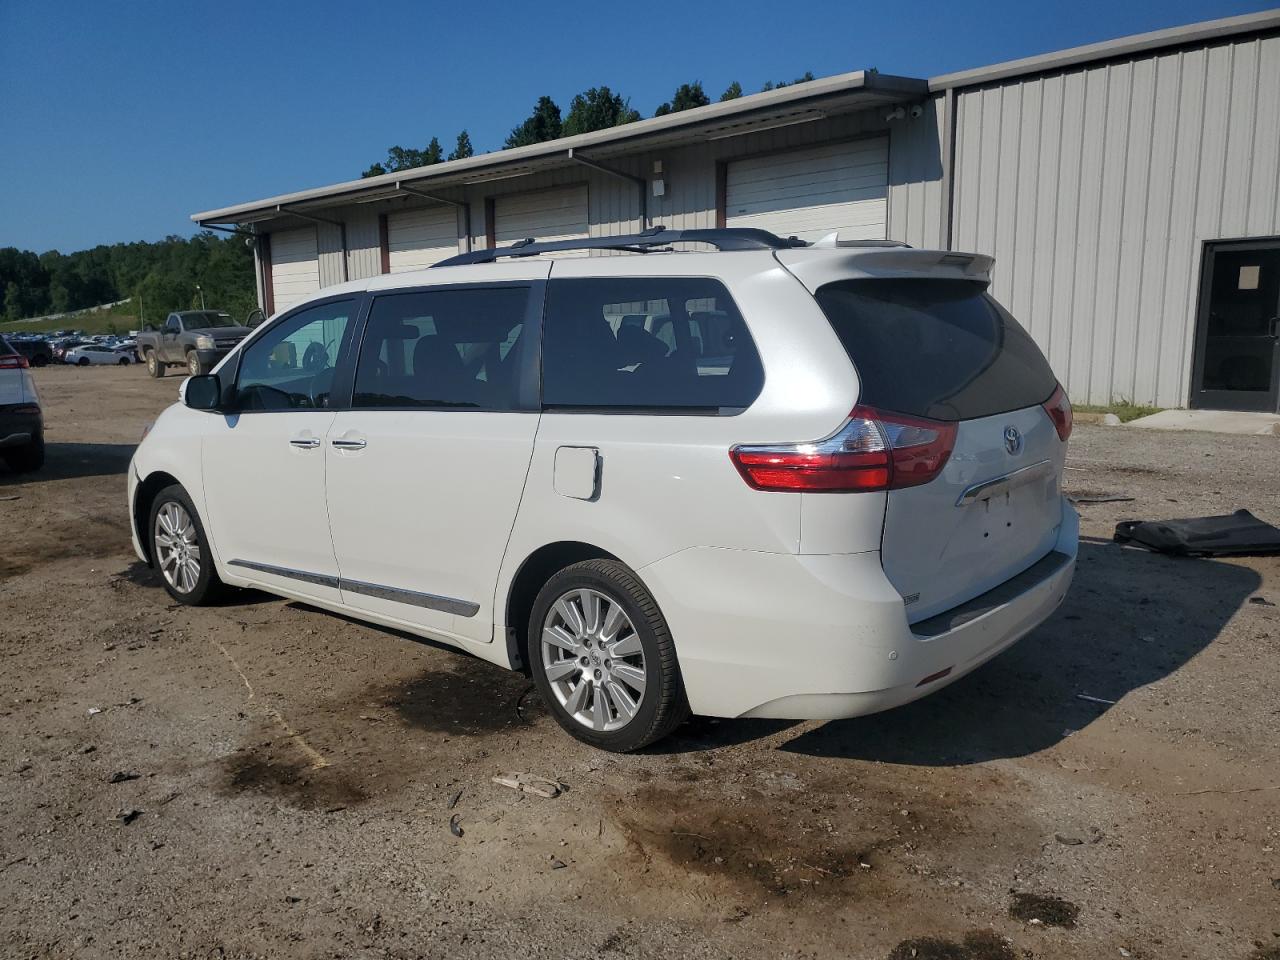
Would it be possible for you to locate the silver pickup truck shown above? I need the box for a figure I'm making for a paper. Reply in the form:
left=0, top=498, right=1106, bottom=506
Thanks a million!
left=136, top=310, right=254, bottom=378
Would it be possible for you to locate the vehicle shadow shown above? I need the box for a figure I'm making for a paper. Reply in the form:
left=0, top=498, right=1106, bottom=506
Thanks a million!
left=775, top=539, right=1261, bottom=765
left=0, top=442, right=134, bottom=484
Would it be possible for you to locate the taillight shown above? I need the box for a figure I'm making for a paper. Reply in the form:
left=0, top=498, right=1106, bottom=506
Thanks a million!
left=730, top=406, right=956, bottom=493
left=0, top=354, right=29, bottom=370
left=1043, top=384, right=1072, bottom=441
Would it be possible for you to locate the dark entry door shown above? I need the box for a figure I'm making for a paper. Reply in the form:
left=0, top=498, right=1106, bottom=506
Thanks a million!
left=1191, top=239, right=1280, bottom=411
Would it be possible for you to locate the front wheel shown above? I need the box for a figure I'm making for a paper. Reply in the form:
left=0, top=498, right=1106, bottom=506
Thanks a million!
left=187, top=353, right=203, bottom=377
left=148, top=484, right=226, bottom=605
left=146, top=351, right=165, bottom=378
left=529, top=559, right=688, bottom=752
left=118, top=356, right=131, bottom=366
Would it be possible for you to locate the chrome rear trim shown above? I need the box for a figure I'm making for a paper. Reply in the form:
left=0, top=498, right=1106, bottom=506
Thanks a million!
left=955, top=459, right=1054, bottom=507
left=228, top=558, right=340, bottom=589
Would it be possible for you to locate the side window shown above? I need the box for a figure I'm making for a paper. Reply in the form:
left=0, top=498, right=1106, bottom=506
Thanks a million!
left=164, top=316, right=180, bottom=335
left=541, top=277, right=763, bottom=412
left=235, top=300, right=355, bottom=411
left=352, top=286, right=533, bottom=410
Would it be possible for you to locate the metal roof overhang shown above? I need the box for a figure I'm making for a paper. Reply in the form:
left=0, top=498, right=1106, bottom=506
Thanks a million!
left=192, top=70, right=928, bottom=229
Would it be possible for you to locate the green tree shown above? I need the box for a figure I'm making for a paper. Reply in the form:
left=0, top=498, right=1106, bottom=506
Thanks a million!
left=762, top=71, right=815, bottom=92
left=719, top=81, right=743, bottom=101
left=562, top=86, right=640, bottom=137
left=448, top=130, right=474, bottom=161
left=3, top=281, right=21, bottom=321
left=423, top=136, right=443, bottom=165
left=505, top=96, right=562, bottom=148
left=362, top=162, right=387, bottom=178
left=654, top=81, right=710, bottom=116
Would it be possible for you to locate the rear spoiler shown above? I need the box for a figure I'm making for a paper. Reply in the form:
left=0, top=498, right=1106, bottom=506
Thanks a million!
left=776, top=248, right=994, bottom=292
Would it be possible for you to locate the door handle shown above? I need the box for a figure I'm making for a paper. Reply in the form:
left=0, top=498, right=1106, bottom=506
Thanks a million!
left=1268, top=316, right=1279, bottom=339
left=331, top=437, right=367, bottom=450
left=289, top=436, right=321, bottom=449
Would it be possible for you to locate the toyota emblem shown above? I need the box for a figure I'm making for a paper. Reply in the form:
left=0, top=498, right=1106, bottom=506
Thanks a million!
left=1003, top=426, right=1023, bottom=455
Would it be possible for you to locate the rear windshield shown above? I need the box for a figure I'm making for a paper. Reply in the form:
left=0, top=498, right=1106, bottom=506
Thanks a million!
left=813, top=279, right=1057, bottom=422
left=185, top=312, right=236, bottom=328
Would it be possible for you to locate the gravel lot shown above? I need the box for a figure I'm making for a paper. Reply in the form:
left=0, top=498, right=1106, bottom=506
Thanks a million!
left=2, top=365, right=1278, bottom=960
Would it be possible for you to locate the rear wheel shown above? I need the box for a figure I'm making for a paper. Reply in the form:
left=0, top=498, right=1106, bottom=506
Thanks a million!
left=77, top=356, right=90, bottom=366
left=529, top=559, right=688, bottom=752
left=1, top=431, right=44, bottom=474
left=145, top=351, right=165, bottom=378
left=149, top=484, right=225, bottom=605
left=118, top=356, right=131, bottom=366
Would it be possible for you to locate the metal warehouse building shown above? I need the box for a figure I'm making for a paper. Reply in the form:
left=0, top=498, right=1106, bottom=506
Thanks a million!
left=195, top=9, right=1280, bottom=413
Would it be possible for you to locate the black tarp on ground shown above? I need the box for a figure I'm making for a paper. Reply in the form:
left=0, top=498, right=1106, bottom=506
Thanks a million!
left=1114, top=509, right=1280, bottom=556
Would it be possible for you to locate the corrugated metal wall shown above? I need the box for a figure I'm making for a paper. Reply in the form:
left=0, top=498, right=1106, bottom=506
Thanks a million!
left=951, top=33, right=1280, bottom=408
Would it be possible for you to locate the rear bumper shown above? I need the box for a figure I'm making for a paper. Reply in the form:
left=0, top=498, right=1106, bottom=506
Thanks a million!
left=0, top=406, right=42, bottom=448
left=640, top=498, right=1078, bottom=719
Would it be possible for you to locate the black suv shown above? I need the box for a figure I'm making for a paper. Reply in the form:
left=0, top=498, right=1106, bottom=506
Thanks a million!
left=10, top=338, right=52, bottom=367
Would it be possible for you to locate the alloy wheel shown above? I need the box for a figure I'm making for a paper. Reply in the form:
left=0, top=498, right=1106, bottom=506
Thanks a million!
left=540, top=588, right=647, bottom=732
left=154, top=501, right=201, bottom=594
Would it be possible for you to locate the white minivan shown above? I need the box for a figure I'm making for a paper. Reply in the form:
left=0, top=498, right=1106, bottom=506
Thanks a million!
left=127, top=228, right=1076, bottom=751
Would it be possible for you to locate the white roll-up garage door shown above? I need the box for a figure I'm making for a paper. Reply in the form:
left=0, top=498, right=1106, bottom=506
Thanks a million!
left=269, top=227, right=321, bottom=313
left=725, top=137, right=888, bottom=243
left=388, top=206, right=458, bottom=271
left=494, top=185, right=588, bottom=251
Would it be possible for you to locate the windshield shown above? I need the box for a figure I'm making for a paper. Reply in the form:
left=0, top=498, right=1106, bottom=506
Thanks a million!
left=814, top=278, right=1057, bottom=422
left=185, top=312, right=237, bottom=329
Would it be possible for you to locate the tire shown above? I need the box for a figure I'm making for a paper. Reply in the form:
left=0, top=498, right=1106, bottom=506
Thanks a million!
left=148, top=483, right=226, bottom=605
left=145, top=351, right=165, bottom=378
left=32, top=356, right=48, bottom=368
left=77, top=356, right=90, bottom=366
left=529, top=559, right=688, bottom=752
left=2, top=431, right=44, bottom=474
left=118, top=357, right=131, bottom=366
left=187, top=353, right=203, bottom=377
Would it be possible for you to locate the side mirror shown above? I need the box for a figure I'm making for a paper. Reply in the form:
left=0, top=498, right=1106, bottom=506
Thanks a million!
left=246, top=308, right=266, bottom=329
left=184, top=374, right=224, bottom=411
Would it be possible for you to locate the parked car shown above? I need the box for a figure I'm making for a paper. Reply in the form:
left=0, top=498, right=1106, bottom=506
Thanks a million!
left=113, top=342, right=141, bottom=363
left=0, top=336, right=44, bottom=473
left=127, top=227, right=1077, bottom=752
left=136, top=310, right=253, bottom=378
left=9, top=338, right=52, bottom=367
left=52, top=338, right=89, bottom=363
left=65, top=344, right=133, bottom=366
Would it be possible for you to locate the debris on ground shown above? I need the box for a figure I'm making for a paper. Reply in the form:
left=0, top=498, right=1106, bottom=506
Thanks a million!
left=888, top=930, right=1017, bottom=960
left=1009, top=892, right=1080, bottom=928
left=116, top=809, right=143, bottom=826
left=492, top=772, right=564, bottom=799
left=1077, top=694, right=1117, bottom=706
left=447, top=788, right=463, bottom=810
left=449, top=814, right=463, bottom=838
left=87, top=707, right=103, bottom=716
left=549, top=857, right=567, bottom=870
left=1249, top=596, right=1276, bottom=606
left=1115, top=509, right=1280, bottom=556
left=1054, top=834, right=1084, bottom=845
left=107, top=771, right=140, bottom=784
left=1068, top=493, right=1135, bottom=505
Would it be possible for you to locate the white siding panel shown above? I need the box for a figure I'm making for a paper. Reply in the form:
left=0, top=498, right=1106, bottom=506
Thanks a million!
left=270, top=227, right=320, bottom=314
left=388, top=206, right=458, bottom=271
left=951, top=32, right=1280, bottom=408
left=726, top=138, right=888, bottom=241
left=495, top=185, right=589, bottom=245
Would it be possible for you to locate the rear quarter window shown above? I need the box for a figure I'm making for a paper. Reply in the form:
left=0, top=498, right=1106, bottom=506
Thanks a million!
left=813, top=278, right=1057, bottom=421
left=541, top=277, right=763, bottom=413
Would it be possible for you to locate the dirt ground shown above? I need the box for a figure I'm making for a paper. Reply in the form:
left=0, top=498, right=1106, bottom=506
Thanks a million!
left=2, top=364, right=1278, bottom=960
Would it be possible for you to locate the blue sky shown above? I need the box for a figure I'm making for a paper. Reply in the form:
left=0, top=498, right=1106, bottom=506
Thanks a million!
left=0, top=0, right=1272, bottom=253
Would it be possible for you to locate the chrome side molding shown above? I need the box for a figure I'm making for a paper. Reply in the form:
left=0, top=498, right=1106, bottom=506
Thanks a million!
left=228, top=558, right=339, bottom=589
left=340, top=577, right=479, bottom=617
left=227, top=559, right=479, bottom=618
left=955, top=459, right=1054, bottom=507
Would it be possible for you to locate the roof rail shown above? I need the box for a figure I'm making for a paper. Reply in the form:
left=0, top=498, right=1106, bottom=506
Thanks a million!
left=431, top=226, right=806, bottom=267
